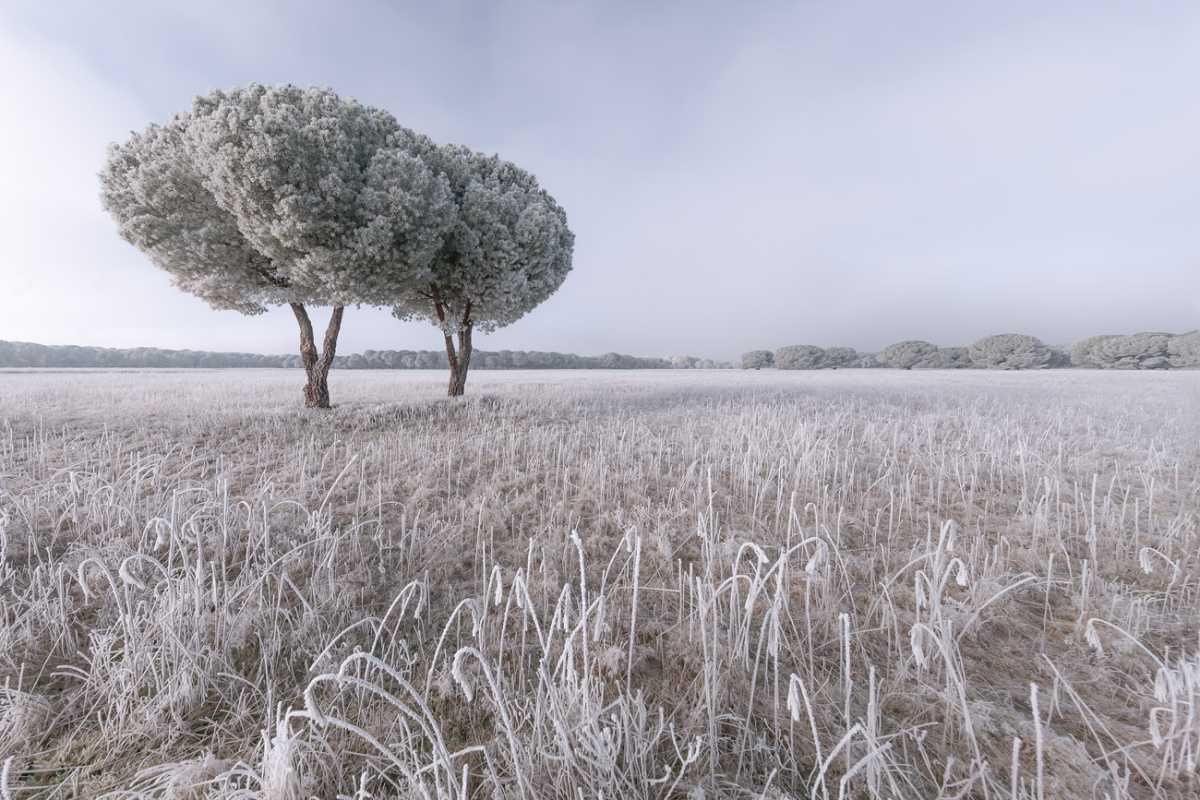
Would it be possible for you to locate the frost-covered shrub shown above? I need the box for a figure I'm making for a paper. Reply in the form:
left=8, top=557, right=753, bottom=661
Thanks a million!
left=823, top=347, right=859, bottom=368
left=968, top=334, right=1054, bottom=370
left=1168, top=331, right=1200, bottom=368
left=879, top=340, right=940, bottom=369
left=775, top=345, right=827, bottom=370
left=742, top=350, right=774, bottom=369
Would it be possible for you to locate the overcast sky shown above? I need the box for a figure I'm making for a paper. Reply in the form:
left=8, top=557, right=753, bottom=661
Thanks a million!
left=1, top=1, right=1197, bottom=359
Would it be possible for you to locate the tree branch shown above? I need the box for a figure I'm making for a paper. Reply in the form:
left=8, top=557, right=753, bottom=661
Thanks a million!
left=319, top=307, right=345, bottom=373
left=290, top=303, right=317, bottom=371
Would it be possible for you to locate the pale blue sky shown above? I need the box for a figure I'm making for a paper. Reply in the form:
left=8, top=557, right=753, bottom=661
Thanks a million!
left=1, top=1, right=1197, bottom=359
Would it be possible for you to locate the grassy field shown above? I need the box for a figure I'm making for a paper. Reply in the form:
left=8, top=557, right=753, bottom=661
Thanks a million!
left=1, top=368, right=1198, bottom=799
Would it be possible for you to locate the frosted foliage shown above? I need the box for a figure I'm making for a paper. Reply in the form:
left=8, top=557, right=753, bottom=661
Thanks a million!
left=99, top=120, right=283, bottom=314
left=1102, top=332, right=1173, bottom=369
left=969, top=334, right=1054, bottom=370
left=100, top=84, right=454, bottom=312
left=853, top=353, right=884, bottom=368
left=775, top=345, right=826, bottom=370
left=741, top=350, right=774, bottom=369
left=5, top=370, right=1200, bottom=798
left=1072, top=332, right=1179, bottom=369
left=391, top=146, right=574, bottom=332
left=185, top=85, right=454, bottom=306
left=933, top=346, right=972, bottom=369
left=879, top=340, right=940, bottom=369
left=823, top=346, right=859, bottom=367
left=1168, top=331, right=1200, bottom=368
left=1070, top=335, right=1116, bottom=368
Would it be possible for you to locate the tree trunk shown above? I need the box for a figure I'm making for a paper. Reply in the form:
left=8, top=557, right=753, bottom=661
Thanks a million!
left=434, top=297, right=473, bottom=398
left=290, top=303, right=344, bottom=409
left=443, top=323, right=473, bottom=397
left=452, top=324, right=472, bottom=396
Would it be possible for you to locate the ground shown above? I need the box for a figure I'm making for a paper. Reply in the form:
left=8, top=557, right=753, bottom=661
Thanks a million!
left=1, top=368, right=1198, bottom=799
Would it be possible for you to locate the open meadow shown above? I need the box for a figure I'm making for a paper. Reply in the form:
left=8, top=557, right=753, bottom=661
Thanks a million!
left=1, top=368, right=1199, bottom=799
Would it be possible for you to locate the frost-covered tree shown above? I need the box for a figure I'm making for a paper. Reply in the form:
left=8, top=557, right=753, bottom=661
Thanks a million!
left=968, top=334, right=1054, bottom=369
left=1071, top=332, right=1174, bottom=369
left=775, top=345, right=827, bottom=370
left=852, top=353, right=883, bottom=368
left=1070, top=335, right=1115, bottom=368
left=823, top=346, right=859, bottom=368
left=1110, top=332, right=1173, bottom=369
left=934, top=346, right=973, bottom=369
left=1168, top=331, right=1200, bottom=368
left=598, top=353, right=626, bottom=369
left=100, top=84, right=453, bottom=408
left=879, top=340, right=940, bottom=369
left=741, top=350, right=774, bottom=369
left=390, top=145, right=574, bottom=396
left=1046, top=345, right=1072, bottom=367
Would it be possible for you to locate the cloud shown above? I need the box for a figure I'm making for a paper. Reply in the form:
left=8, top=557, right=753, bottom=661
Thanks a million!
left=1, top=1, right=1197, bottom=359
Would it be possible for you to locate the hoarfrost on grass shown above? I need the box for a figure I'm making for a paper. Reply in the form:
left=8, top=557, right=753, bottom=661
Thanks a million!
left=0, top=368, right=1198, bottom=798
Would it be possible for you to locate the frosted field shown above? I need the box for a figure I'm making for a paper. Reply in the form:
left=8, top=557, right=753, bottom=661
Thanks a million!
left=1, top=369, right=1199, bottom=799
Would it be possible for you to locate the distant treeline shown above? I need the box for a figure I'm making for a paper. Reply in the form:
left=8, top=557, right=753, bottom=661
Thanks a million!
left=7, top=332, right=1196, bottom=371
left=0, top=340, right=735, bottom=370
left=743, top=331, right=1200, bottom=370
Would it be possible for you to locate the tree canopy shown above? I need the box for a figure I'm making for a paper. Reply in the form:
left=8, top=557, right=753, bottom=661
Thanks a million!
left=775, top=345, right=827, bottom=370
left=101, top=85, right=453, bottom=314
left=1071, top=332, right=1180, bottom=369
left=878, top=340, right=940, bottom=369
left=741, top=350, right=774, bottom=369
left=389, top=146, right=575, bottom=395
left=969, top=334, right=1054, bottom=369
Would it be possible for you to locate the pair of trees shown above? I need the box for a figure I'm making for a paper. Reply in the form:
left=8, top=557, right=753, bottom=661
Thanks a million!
left=100, top=84, right=574, bottom=407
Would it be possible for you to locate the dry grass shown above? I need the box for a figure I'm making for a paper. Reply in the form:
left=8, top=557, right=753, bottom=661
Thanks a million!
left=0, top=368, right=1198, bottom=799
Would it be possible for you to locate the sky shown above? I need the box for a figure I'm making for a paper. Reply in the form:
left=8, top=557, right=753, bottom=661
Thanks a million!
left=1, top=0, right=1198, bottom=360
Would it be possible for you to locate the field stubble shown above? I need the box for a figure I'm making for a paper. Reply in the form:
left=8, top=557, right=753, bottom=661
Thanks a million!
left=0, top=368, right=1198, bottom=799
